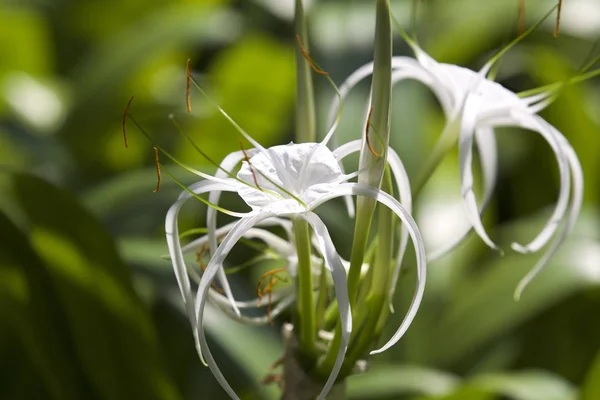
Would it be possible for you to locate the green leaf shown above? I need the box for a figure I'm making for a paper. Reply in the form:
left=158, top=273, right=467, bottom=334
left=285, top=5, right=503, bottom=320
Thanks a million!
left=347, top=364, right=460, bottom=400
left=0, top=210, right=83, bottom=400
left=203, top=305, right=284, bottom=400
left=464, top=371, right=578, bottom=400
left=176, top=34, right=296, bottom=163
left=582, top=349, right=600, bottom=400
left=9, top=172, right=180, bottom=400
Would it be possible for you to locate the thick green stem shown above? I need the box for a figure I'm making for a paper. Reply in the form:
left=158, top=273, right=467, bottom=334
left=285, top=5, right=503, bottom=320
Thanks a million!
left=317, top=0, right=392, bottom=377
left=295, top=0, right=316, bottom=143
left=342, top=168, right=394, bottom=372
left=293, top=218, right=316, bottom=362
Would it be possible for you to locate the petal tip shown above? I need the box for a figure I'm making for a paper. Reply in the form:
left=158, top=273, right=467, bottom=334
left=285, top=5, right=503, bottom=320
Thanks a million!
left=511, top=242, right=532, bottom=254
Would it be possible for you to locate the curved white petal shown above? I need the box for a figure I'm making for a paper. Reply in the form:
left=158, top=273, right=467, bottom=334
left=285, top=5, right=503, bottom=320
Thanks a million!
left=182, top=223, right=293, bottom=258
left=207, top=150, right=251, bottom=295
left=325, top=56, right=445, bottom=151
left=194, top=212, right=274, bottom=400
left=333, top=139, right=414, bottom=304
left=309, top=183, right=426, bottom=354
left=427, top=126, right=498, bottom=261
left=514, top=122, right=583, bottom=299
left=211, top=290, right=296, bottom=326
left=497, top=112, right=571, bottom=254
left=165, top=180, right=239, bottom=365
left=459, top=93, right=501, bottom=251
left=301, top=212, right=352, bottom=400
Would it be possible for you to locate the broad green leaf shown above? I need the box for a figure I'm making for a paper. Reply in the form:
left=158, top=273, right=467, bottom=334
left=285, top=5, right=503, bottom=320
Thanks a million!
left=10, top=173, right=180, bottom=400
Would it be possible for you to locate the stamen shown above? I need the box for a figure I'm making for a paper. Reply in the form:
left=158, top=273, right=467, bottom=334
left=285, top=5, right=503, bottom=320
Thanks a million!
left=554, top=0, right=563, bottom=38
left=186, top=59, right=192, bottom=112
left=240, top=141, right=263, bottom=191
left=152, top=146, right=161, bottom=193
left=365, top=106, right=380, bottom=157
left=296, top=34, right=328, bottom=76
left=518, top=0, right=526, bottom=35
left=256, top=268, right=287, bottom=302
left=122, top=96, right=134, bottom=148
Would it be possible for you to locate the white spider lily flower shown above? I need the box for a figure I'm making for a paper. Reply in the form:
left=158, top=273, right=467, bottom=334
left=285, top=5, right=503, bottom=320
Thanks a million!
left=329, top=43, right=583, bottom=299
left=165, top=136, right=426, bottom=399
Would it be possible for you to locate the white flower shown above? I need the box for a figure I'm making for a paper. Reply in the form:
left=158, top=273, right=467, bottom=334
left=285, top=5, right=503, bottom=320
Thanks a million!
left=165, top=129, right=426, bottom=399
left=329, top=42, right=583, bottom=299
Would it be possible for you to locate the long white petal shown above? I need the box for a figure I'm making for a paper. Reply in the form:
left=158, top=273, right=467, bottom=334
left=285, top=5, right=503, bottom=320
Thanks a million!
left=459, top=93, right=501, bottom=251
left=514, top=122, right=583, bottom=299
left=309, top=183, right=426, bottom=354
left=385, top=149, right=414, bottom=305
left=211, top=290, right=296, bottom=326
left=325, top=56, right=440, bottom=150
left=194, top=212, right=274, bottom=400
left=333, top=139, right=413, bottom=300
left=427, top=126, right=498, bottom=261
left=205, top=150, right=257, bottom=312
left=165, top=180, right=238, bottom=365
left=301, top=212, right=352, bottom=400
left=503, top=112, right=571, bottom=254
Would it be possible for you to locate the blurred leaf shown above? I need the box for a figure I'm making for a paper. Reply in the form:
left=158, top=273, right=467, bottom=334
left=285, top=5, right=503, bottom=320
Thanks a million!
left=71, top=3, right=238, bottom=104
left=467, top=372, right=577, bottom=400
left=0, top=6, right=52, bottom=76
left=81, top=166, right=201, bottom=218
left=0, top=209, right=85, bottom=400
left=177, top=34, right=296, bottom=163
left=422, top=370, right=577, bottom=400
left=0, top=5, right=53, bottom=115
left=465, top=371, right=577, bottom=400
left=434, top=231, right=600, bottom=367
left=9, top=172, right=180, bottom=400
left=346, top=364, right=460, bottom=400
left=61, top=3, right=240, bottom=172
left=582, top=349, right=600, bottom=400
left=202, top=304, right=283, bottom=400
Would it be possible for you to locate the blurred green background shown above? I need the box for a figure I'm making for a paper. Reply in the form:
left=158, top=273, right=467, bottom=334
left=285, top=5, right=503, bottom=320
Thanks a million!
left=1, top=0, right=600, bottom=399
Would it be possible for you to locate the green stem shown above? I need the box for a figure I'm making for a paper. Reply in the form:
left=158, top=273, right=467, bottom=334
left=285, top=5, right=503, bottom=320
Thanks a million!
left=315, top=261, right=328, bottom=330
left=295, top=0, right=316, bottom=143
left=293, top=218, right=316, bottom=362
left=343, top=167, right=394, bottom=374
left=317, top=0, right=392, bottom=377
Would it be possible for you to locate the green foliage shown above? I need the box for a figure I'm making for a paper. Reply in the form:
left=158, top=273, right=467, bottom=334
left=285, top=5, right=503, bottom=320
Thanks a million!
left=0, top=173, right=179, bottom=400
left=1, top=0, right=600, bottom=399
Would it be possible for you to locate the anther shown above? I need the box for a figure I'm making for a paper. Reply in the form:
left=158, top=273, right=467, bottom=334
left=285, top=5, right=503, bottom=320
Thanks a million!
left=186, top=59, right=192, bottom=112
left=122, top=96, right=134, bottom=148
left=365, top=106, right=380, bottom=157
left=296, top=34, right=329, bottom=75
left=153, top=146, right=161, bottom=193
